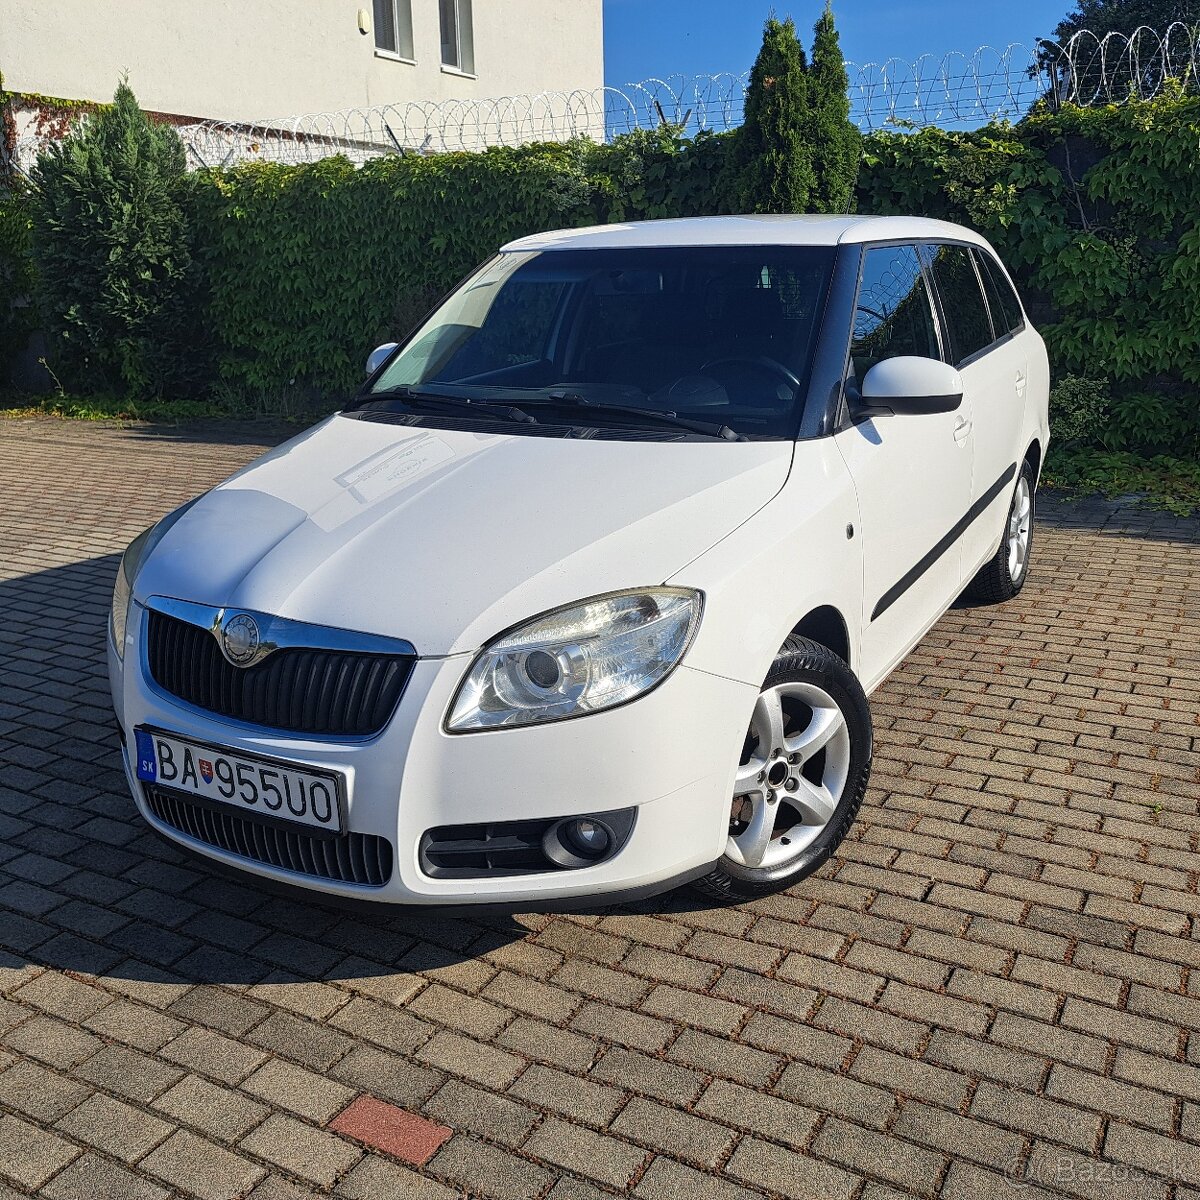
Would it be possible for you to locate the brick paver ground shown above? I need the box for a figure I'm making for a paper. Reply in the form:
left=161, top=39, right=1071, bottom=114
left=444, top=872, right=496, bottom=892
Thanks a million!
left=0, top=415, right=1198, bottom=1200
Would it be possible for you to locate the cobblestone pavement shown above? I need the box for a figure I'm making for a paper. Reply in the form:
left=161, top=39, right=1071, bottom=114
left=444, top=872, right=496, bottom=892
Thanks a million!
left=1, top=416, right=1198, bottom=1200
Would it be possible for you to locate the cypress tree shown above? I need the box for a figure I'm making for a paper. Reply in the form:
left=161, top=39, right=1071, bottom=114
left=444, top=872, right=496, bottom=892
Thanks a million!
left=807, top=2, right=861, bottom=212
left=30, top=81, right=201, bottom=397
left=736, top=16, right=814, bottom=213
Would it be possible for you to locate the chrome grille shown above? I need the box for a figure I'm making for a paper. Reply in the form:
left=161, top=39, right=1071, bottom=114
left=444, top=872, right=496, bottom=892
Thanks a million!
left=146, top=609, right=413, bottom=736
left=145, top=785, right=393, bottom=887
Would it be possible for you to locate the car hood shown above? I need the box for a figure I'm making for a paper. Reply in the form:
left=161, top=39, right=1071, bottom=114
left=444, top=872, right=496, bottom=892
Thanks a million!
left=135, top=415, right=793, bottom=655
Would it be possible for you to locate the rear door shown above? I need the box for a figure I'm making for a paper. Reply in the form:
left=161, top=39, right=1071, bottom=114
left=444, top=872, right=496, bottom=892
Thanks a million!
left=924, top=243, right=1028, bottom=577
left=834, top=243, right=975, bottom=687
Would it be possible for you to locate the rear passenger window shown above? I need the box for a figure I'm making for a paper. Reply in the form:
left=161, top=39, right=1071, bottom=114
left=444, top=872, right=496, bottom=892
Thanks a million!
left=975, top=250, right=1024, bottom=335
left=927, top=244, right=994, bottom=365
left=850, top=245, right=940, bottom=384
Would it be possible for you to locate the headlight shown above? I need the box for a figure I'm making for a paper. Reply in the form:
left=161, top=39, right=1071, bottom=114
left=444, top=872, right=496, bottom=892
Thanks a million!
left=110, top=497, right=202, bottom=659
left=110, top=528, right=149, bottom=658
left=447, top=588, right=703, bottom=732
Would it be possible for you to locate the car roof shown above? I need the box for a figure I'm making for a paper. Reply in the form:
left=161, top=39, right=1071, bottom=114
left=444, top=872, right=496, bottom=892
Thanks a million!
left=501, top=214, right=992, bottom=254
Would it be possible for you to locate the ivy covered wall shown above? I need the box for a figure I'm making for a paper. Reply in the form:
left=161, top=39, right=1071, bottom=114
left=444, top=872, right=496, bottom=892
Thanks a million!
left=858, top=87, right=1200, bottom=457
left=4, top=90, right=1200, bottom=461
left=180, top=130, right=738, bottom=401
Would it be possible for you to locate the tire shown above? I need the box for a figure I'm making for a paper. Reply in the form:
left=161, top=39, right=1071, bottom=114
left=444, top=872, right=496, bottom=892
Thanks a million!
left=691, top=636, right=873, bottom=903
left=965, top=459, right=1035, bottom=605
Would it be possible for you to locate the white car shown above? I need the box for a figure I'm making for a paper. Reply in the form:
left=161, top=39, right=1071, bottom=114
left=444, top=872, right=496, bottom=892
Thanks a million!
left=108, top=215, right=1049, bottom=906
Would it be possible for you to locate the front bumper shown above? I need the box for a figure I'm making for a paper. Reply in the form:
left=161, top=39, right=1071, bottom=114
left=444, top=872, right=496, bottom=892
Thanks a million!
left=109, top=603, right=755, bottom=905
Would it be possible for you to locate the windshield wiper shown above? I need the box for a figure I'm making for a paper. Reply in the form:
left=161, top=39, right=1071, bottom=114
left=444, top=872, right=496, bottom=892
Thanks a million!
left=529, top=392, right=744, bottom=441
left=352, top=387, right=537, bottom=425
left=354, top=385, right=744, bottom=440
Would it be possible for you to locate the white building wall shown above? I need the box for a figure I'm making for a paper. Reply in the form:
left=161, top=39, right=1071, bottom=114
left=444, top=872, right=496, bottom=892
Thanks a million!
left=0, top=1, right=604, bottom=122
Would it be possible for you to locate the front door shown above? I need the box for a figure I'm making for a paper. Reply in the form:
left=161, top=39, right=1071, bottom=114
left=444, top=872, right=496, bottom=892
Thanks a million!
left=834, top=243, right=975, bottom=689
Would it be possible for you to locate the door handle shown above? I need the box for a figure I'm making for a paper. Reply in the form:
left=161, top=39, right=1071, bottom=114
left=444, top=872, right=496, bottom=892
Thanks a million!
left=1015, top=370, right=1027, bottom=394
left=953, top=415, right=972, bottom=443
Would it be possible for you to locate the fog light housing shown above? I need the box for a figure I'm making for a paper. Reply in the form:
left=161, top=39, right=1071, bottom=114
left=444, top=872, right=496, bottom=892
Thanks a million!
left=543, top=812, right=631, bottom=870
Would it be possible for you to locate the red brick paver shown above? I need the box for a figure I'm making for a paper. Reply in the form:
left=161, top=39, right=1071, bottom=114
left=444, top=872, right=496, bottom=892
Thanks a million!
left=330, top=1095, right=451, bottom=1165
left=0, top=415, right=1198, bottom=1199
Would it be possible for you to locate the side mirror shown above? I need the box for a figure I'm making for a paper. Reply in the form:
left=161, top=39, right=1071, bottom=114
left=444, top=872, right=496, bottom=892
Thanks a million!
left=858, top=356, right=964, bottom=416
left=365, top=342, right=398, bottom=377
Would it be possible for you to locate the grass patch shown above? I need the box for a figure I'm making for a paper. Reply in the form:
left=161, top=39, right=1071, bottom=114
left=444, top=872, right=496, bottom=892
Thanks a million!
left=2, top=393, right=230, bottom=422
left=1043, top=446, right=1200, bottom=517
left=0, top=390, right=331, bottom=425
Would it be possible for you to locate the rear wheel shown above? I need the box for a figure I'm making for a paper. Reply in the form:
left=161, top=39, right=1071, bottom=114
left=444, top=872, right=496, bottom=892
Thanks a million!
left=966, top=459, right=1035, bottom=604
left=692, top=637, right=872, bottom=903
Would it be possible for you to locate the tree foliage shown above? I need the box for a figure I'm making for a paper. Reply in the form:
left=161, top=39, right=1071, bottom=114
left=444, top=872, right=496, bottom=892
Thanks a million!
left=858, top=86, right=1200, bottom=458
left=28, top=81, right=203, bottom=397
left=735, top=7, right=860, bottom=214
left=807, top=3, right=861, bottom=212
left=1049, top=0, right=1200, bottom=41
left=6, top=72, right=1200, bottom=471
left=0, top=188, right=36, bottom=376
left=1038, top=0, right=1200, bottom=102
left=736, top=16, right=816, bottom=213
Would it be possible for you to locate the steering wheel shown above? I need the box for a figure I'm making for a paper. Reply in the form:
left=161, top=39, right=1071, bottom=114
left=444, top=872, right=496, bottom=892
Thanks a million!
left=700, top=355, right=804, bottom=396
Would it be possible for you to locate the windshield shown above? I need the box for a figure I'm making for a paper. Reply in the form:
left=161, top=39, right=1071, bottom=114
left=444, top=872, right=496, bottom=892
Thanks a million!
left=365, top=245, right=836, bottom=439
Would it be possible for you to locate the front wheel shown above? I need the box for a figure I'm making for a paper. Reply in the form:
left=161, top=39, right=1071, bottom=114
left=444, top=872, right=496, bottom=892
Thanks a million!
left=692, top=636, right=872, bottom=903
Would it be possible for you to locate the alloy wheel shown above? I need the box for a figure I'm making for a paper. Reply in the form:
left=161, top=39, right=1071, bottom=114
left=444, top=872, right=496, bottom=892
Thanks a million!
left=726, top=681, right=851, bottom=871
left=1007, top=475, right=1032, bottom=582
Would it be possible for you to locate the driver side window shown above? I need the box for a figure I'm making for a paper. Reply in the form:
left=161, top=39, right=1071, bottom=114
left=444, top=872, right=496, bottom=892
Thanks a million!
left=850, top=245, right=940, bottom=385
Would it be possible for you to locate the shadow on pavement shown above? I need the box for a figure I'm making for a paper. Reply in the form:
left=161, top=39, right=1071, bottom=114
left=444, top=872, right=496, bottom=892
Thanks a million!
left=118, top=418, right=303, bottom=449
left=0, top=548, right=720, bottom=1001
left=0, top=554, right=536, bottom=991
left=1037, top=488, right=1200, bottom=544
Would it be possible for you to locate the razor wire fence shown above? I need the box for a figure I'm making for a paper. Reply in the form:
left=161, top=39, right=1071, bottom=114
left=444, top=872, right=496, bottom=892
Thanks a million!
left=8, top=22, right=1200, bottom=173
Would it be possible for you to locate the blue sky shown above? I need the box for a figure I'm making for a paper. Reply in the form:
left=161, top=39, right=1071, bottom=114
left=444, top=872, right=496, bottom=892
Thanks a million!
left=603, top=0, right=1069, bottom=87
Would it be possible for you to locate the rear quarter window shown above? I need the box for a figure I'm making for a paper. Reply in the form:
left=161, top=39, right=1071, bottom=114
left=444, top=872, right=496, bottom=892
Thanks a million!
left=926, top=244, right=994, bottom=365
left=975, top=250, right=1025, bottom=336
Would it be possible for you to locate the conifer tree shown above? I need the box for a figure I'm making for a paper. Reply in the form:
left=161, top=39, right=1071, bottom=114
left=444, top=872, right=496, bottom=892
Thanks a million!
left=30, top=81, right=200, bottom=396
left=736, top=16, right=815, bottom=213
left=807, top=2, right=861, bottom=212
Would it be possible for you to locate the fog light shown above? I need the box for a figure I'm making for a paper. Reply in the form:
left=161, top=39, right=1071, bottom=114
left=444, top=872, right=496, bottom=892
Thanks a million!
left=543, top=815, right=619, bottom=869
left=562, top=818, right=610, bottom=859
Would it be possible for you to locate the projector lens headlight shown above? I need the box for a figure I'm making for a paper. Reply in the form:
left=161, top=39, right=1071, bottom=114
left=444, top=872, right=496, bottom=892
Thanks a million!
left=447, top=588, right=702, bottom=732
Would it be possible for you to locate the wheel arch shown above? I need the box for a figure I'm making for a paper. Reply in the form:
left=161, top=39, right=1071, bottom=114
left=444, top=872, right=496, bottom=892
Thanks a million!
left=1024, top=438, right=1042, bottom=486
left=788, top=604, right=852, bottom=670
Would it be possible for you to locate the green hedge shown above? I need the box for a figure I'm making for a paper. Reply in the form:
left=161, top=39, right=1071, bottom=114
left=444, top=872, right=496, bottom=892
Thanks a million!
left=0, top=188, right=36, bottom=375
left=181, top=129, right=737, bottom=401
left=184, top=88, right=1200, bottom=453
left=858, top=87, right=1200, bottom=457
left=7, top=90, right=1200, bottom=464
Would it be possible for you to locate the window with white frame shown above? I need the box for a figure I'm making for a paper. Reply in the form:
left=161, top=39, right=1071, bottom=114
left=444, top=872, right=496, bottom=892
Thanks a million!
left=374, top=0, right=415, bottom=59
left=439, top=0, right=475, bottom=73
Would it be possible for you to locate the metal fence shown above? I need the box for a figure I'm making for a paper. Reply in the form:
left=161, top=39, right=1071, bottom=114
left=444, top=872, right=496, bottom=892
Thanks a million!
left=9, top=23, right=1199, bottom=172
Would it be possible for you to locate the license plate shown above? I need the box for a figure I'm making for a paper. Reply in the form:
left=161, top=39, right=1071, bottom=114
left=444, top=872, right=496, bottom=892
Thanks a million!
left=134, top=727, right=345, bottom=835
